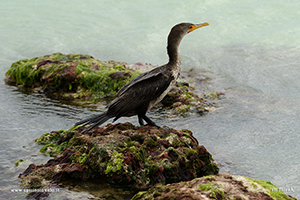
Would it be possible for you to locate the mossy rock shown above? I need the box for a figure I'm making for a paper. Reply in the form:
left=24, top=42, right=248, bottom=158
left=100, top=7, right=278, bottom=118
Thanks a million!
left=20, top=123, right=219, bottom=190
left=5, top=53, right=140, bottom=101
left=160, top=82, right=213, bottom=115
left=132, top=173, right=297, bottom=200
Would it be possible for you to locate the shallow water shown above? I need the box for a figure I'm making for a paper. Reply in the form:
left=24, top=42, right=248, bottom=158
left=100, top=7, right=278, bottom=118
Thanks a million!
left=1, top=0, right=300, bottom=198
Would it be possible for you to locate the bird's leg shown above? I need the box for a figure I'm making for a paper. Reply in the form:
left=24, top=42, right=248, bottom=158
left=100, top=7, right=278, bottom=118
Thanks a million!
left=138, top=115, right=145, bottom=126
left=141, top=114, right=161, bottom=128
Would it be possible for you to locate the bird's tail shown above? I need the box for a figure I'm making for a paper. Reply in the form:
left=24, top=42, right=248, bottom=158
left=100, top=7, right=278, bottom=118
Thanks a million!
left=75, top=113, right=111, bottom=134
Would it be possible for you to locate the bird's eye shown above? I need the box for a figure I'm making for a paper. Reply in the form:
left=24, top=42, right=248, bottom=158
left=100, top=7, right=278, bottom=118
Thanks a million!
left=189, top=25, right=193, bottom=29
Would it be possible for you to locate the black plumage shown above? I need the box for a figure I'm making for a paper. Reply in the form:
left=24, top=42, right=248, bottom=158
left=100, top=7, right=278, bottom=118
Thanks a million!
left=75, top=22, right=209, bottom=133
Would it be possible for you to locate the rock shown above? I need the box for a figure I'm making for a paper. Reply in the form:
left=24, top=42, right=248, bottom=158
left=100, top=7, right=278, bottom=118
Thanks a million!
left=132, top=173, right=297, bottom=200
left=160, top=82, right=221, bottom=116
left=5, top=53, right=140, bottom=100
left=20, top=123, right=219, bottom=191
left=109, top=71, right=132, bottom=81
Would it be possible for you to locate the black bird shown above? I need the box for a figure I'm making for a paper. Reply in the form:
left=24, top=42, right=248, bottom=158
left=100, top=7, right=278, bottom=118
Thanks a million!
left=75, top=22, right=209, bottom=133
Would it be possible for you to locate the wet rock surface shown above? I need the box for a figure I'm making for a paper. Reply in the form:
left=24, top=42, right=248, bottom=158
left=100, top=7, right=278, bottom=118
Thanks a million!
left=132, top=173, right=297, bottom=200
left=19, top=123, right=218, bottom=196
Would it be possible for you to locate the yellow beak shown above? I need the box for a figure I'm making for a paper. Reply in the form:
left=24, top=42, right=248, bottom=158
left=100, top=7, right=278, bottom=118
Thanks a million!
left=187, top=22, right=209, bottom=33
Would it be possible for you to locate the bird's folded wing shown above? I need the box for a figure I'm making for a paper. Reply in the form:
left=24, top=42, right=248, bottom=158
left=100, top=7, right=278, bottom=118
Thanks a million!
left=116, top=66, right=166, bottom=97
left=108, top=71, right=172, bottom=116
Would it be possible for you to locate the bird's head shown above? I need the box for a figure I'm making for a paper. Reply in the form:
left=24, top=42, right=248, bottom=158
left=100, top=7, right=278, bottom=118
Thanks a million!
left=167, top=22, right=209, bottom=64
left=170, top=22, right=209, bottom=37
left=168, top=22, right=209, bottom=46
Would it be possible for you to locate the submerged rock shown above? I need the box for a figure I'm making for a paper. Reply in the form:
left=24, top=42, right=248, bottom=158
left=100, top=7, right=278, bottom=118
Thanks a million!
left=132, top=173, right=297, bottom=200
left=19, top=123, right=219, bottom=191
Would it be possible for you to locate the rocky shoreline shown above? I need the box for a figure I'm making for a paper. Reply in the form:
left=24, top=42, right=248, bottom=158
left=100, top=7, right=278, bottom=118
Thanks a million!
left=20, top=123, right=219, bottom=199
left=6, top=53, right=296, bottom=199
left=20, top=123, right=296, bottom=200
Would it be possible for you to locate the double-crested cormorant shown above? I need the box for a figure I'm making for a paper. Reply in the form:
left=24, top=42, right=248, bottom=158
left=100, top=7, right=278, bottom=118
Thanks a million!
left=75, top=22, right=209, bottom=133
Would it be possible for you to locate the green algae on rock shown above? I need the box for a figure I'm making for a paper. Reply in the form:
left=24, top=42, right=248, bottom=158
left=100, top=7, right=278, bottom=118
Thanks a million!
left=159, top=82, right=222, bottom=115
left=5, top=53, right=140, bottom=100
left=20, top=123, right=218, bottom=190
left=15, top=159, right=24, bottom=167
left=132, top=173, right=297, bottom=200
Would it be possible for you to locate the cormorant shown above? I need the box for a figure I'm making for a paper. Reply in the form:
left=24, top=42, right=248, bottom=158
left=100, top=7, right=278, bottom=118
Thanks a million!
left=75, top=22, right=209, bottom=133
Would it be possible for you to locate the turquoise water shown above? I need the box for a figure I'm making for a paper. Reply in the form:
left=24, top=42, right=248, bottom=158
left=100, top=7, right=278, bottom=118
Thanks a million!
left=1, top=0, right=300, bottom=198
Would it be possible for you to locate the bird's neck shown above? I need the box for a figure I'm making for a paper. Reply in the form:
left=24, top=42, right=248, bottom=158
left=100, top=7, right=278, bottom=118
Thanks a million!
left=167, top=44, right=181, bottom=67
left=166, top=31, right=184, bottom=67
